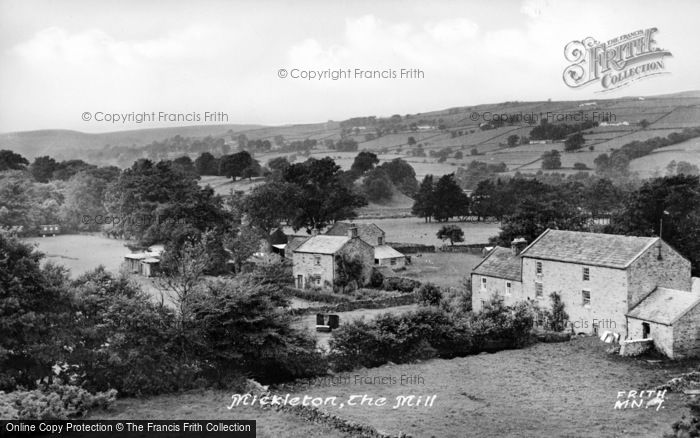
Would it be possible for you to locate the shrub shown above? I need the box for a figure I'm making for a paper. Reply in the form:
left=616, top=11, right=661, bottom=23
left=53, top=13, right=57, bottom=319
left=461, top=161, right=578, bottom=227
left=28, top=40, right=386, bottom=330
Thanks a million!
left=383, top=276, right=421, bottom=292
left=418, top=283, right=442, bottom=306
left=67, top=268, right=188, bottom=397
left=369, top=268, right=384, bottom=288
left=328, top=308, right=475, bottom=371
left=0, top=384, right=116, bottom=420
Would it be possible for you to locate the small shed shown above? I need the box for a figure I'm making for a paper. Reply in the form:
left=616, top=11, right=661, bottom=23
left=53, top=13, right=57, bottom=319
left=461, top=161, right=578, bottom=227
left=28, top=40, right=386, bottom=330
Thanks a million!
left=627, top=287, right=700, bottom=359
left=140, top=257, right=160, bottom=277
left=374, top=245, right=407, bottom=268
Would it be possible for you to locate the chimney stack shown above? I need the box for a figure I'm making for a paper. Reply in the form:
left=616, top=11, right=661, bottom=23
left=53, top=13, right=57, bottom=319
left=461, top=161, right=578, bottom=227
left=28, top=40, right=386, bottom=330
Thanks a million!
left=511, top=237, right=528, bottom=256
left=311, top=228, right=319, bottom=236
left=348, top=223, right=358, bottom=239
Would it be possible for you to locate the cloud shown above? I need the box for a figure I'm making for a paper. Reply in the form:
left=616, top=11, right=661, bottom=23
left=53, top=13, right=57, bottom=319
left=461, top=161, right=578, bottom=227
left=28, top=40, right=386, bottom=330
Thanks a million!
left=11, top=25, right=224, bottom=67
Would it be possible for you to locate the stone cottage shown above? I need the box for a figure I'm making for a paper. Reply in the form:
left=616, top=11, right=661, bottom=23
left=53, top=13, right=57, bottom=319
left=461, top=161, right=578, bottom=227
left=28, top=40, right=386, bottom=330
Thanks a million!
left=326, top=222, right=406, bottom=267
left=471, top=229, right=699, bottom=357
left=292, top=227, right=374, bottom=290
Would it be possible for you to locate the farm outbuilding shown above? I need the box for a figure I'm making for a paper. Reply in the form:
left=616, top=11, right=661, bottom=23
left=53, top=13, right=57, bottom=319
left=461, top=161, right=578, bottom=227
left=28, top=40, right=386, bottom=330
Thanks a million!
left=626, top=287, right=700, bottom=359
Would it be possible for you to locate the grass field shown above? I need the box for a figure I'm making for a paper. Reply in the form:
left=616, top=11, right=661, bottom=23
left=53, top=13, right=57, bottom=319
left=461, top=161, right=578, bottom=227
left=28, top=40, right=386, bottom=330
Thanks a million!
left=400, top=252, right=483, bottom=289
left=359, top=217, right=501, bottom=246
left=282, top=337, right=692, bottom=438
left=87, top=390, right=353, bottom=438
left=24, top=234, right=129, bottom=278
left=89, top=337, right=694, bottom=438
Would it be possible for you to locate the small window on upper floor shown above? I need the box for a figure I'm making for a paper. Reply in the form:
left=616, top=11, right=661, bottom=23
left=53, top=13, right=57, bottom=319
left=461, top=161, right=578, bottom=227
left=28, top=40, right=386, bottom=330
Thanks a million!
left=314, top=256, right=321, bottom=266
left=378, top=236, right=385, bottom=245
left=535, top=282, right=543, bottom=298
left=583, top=267, right=590, bottom=281
left=505, top=281, right=512, bottom=295
left=481, top=277, right=487, bottom=289
left=536, top=261, right=542, bottom=275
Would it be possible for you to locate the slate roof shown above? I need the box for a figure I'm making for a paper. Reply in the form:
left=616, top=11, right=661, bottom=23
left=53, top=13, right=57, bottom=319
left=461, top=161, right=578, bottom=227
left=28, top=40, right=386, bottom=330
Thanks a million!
left=325, top=222, right=385, bottom=245
left=374, top=245, right=405, bottom=259
left=627, top=287, right=700, bottom=325
left=286, top=236, right=310, bottom=253
left=519, top=229, right=659, bottom=269
left=295, top=235, right=350, bottom=255
left=471, top=246, right=522, bottom=281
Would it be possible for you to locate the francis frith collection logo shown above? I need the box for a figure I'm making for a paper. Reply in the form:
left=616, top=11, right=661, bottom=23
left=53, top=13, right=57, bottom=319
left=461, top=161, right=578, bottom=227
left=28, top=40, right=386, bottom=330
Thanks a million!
left=563, top=27, right=672, bottom=92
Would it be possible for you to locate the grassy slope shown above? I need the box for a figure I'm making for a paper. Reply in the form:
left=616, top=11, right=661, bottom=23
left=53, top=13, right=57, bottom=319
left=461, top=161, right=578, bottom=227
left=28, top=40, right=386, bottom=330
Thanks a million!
left=88, top=338, right=694, bottom=438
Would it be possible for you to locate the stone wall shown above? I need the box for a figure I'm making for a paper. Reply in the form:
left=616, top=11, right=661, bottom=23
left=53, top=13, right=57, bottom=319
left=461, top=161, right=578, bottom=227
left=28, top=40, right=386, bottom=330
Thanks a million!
left=471, top=274, right=523, bottom=312
left=619, top=338, right=654, bottom=357
left=522, top=257, right=629, bottom=335
left=673, top=300, right=700, bottom=359
left=288, top=292, right=417, bottom=316
left=627, top=317, right=674, bottom=357
left=627, top=240, right=691, bottom=309
left=292, top=252, right=335, bottom=289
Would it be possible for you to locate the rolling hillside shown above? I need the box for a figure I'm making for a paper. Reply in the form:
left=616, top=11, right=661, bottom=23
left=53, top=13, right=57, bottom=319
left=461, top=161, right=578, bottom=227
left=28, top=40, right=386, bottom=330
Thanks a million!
left=2, top=91, right=700, bottom=180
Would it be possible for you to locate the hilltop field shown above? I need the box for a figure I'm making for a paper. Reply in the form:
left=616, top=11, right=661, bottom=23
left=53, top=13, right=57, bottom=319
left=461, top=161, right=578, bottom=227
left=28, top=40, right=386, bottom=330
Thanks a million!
left=3, top=91, right=700, bottom=184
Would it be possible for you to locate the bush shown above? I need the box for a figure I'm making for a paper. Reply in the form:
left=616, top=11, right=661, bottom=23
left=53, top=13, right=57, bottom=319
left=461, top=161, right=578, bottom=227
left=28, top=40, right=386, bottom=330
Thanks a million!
left=383, top=276, right=421, bottom=292
left=369, top=268, right=384, bottom=288
left=328, top=308, right=475, bottom=371
left=67, top=268, right=189, bottom=397
left=418, top=283, right=442, bottom=306
left=0, top=384, right=116, bottom=420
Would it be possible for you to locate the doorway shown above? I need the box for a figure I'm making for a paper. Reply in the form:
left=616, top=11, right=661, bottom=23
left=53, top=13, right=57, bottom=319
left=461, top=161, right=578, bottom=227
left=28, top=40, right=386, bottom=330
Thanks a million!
left=642, top=322, right=650, bottom=339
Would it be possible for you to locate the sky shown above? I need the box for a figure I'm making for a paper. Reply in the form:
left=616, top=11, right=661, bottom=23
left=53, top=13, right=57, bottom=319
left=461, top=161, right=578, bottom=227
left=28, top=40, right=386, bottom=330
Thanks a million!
left=0, top=0, right=699, bottom=133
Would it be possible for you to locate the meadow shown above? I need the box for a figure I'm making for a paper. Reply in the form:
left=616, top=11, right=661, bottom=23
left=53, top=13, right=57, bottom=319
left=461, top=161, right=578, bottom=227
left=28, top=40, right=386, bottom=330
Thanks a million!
left=90, top=337, right=692, bottom=438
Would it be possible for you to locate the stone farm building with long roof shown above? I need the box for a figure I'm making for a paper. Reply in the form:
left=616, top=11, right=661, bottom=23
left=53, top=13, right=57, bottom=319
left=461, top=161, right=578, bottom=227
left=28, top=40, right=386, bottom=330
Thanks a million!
left=471, top=229, right=700, bottom=358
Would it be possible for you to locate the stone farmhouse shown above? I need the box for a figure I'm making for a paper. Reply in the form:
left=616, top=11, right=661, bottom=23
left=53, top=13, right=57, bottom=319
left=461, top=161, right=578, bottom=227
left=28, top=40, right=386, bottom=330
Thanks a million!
left=292, top=227, right=374, bottom=290
left=471, top=229, right=700, bottom=359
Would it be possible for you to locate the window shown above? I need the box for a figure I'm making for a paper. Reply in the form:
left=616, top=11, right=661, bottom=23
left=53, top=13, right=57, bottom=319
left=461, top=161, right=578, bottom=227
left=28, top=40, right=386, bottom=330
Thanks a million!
left=536, top=261, right=542, bottom=275
left=390, top=258, right=397, bottom=266
left=378, top=236, right=384, bottom=245
left=535, top=282, right=543, bottom=298
left=505, top=281, right=512, bottom=295
left=374, top=258, right=379, bottom=265
left=582, top=290, right=591, bottom=306
left=481, top=277, right=487, bottom=290
left=314, top=256, right=321, bottom=266
left=582, top=267, right=590, bottom=281
left=313, top=275, right=322, bottom=286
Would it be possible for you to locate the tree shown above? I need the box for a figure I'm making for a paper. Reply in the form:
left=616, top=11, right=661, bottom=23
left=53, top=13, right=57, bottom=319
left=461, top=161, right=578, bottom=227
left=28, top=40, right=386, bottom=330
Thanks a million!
left=437, top=224, right=464, bottom=245
left=0, top=233, right=72, bottom=390
left=412, top=175, right=435, bottom=222
left=244, top=181, right=296, bottom=239
left=454, top=151, right=463, bottom=160
left=350, top=151, right=379, bottom=175
left=564, top=133, right=585, bottom=151
left=267, top=156, right=290, bottom=179
left=362, top=169, right=393, bottom=202
left=376, top=158, right=418, bottom=197
left=224, top=226, right=262, bottom=273
left=194, top=152, right=219, bottom=175
left=282, top=157, right=367, bottom=231
left=407, top=136, right=417, bottom=145
left=60, top=171, right=113, bottom=232
left=609, top=175, right=700, bottom=275
left=418, top=283, right=442, bottom=306
left=218, top=151, right=258, bottom=180
left=335, top=139, right=359, bottom=152
left=29, top=156, right=58, bottom=183
left=545, top=292, right=569, bottom=332
left=541, top=150, right=561, bottom=169
left=639, top=119, right=650, bottom=129
left=507, top=135, right=519, bottom=147
left=432, top=174, right=470, bottom=221
left=0, top=150, right=29, bottom=171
